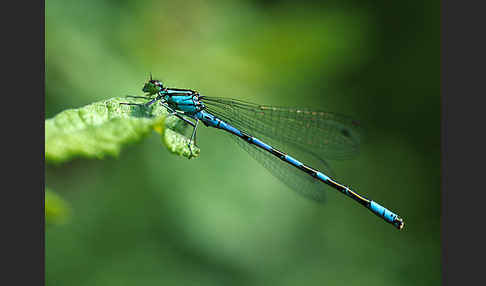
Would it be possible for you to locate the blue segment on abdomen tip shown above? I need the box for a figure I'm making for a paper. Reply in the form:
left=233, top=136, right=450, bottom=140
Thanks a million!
left=370, top=201, right=397, bottom=223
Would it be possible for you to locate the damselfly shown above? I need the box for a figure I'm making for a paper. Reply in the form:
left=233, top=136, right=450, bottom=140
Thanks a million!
left=122, top=75, right=404, bottom=230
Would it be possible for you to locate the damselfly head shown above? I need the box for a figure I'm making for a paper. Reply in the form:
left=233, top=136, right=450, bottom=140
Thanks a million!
left=142, top=79, right=164, bottom=95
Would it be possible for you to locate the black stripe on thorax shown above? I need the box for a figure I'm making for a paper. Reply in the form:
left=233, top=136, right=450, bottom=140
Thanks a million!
left=166, top=93, right=195, bottom=97
left=166, top=88, right=198, bottom=93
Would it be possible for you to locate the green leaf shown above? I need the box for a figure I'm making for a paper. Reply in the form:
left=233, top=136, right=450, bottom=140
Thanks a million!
left=163, top=128, right=200, bottom=159
left=45, top=97, right=199, bottom=163
left=45, top=188, right=71, bottom=225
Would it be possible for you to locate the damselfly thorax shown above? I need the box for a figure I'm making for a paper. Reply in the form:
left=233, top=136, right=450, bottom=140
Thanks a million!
left=161, top=88, right=206, bottom=116
left=121, top=77, right=404, bottom=230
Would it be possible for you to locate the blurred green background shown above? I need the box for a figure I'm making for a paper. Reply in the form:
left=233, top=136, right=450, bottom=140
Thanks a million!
left=45, top=0, right=440, bottom=285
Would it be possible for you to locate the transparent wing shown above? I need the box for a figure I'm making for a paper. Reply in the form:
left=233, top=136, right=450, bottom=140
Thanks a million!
left=201, top=96, right=363, bottom=202
left=201, top=97, right=362, bottom=160
left=230, top=134, right=327, bottom=202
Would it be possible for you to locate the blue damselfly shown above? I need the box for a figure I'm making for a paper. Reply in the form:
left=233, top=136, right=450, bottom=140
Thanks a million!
left=122, top=76, right=404, bottom=230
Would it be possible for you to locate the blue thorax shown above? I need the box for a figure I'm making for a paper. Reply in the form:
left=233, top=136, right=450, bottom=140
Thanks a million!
left=160, top=88, right=204, bottom=115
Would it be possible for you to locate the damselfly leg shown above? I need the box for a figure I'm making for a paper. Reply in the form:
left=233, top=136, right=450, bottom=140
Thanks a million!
left=186, top=119, right=200, bottom=159
left=120, top=97, right=158, bottom=107
left=125, top=95, right=152, bottom=99
left=157, top=101, right=199, bottom=158
left=120, top=97, right=199, bottom=159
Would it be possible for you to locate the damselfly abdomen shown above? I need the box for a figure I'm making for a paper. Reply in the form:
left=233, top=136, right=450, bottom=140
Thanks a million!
left=122, top=76, right=404, bottom=230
